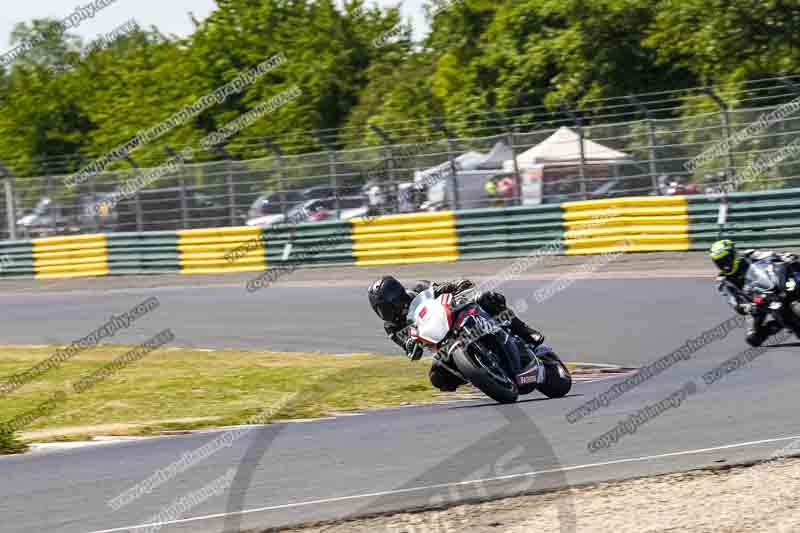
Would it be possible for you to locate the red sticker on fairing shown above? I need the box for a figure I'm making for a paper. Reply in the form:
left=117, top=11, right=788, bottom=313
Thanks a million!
left=419, top=307, right=428, bottom=319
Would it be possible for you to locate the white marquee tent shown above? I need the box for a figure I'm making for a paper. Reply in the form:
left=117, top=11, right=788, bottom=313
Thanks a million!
left=514, top=126, right=630, bottom=166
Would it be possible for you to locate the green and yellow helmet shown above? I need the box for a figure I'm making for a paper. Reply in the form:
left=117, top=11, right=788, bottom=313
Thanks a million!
left=709, top=239, right=740, bottom=275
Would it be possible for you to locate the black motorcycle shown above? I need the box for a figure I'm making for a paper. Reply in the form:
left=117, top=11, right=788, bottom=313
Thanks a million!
left=406, top=287, right=572, bottom=404
left=740, top=259, right=800, bottom=338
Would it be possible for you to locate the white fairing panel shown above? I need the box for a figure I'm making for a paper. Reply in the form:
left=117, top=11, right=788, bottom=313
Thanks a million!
left=413, top=296, right=452, bottom=344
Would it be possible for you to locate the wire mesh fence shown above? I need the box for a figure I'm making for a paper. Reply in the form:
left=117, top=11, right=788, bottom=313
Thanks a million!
left=3, top=94, right=800, bottom=240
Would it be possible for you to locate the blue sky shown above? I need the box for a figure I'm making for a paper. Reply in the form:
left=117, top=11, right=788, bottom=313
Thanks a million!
left=0, top=0, right=430, bottom=49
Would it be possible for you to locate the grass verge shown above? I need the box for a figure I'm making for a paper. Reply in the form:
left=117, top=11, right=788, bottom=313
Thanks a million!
left=0, top=345, right=439, bottom=448
left=0, top=426, right=27, bottom=454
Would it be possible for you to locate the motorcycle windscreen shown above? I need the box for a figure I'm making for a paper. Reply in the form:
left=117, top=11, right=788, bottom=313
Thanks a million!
left=407, top=287, right=436, bottom=322
left=745, top=263, right=778, bottom=292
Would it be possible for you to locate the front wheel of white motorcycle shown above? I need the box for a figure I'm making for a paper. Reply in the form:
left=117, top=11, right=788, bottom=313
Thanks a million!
left=452, top=342, right=518, bottom=404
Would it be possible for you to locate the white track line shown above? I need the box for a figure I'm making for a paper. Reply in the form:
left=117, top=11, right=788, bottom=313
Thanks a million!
left=86, top=433, right=800, bottom=533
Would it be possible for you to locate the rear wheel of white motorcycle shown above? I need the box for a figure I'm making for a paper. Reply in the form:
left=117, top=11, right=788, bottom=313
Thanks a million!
left=452, top=342, right=518, bottom=404
left=537, top=352, right=572, bottom=399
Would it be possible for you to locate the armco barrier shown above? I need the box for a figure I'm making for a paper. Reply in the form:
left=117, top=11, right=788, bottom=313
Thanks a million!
left=0, top=239, right=34, bottom=278
left=33, top=234, right=108, bottom=279
left=107, top=232, right=180, bottom=274
left=178, top=227, right=265, bottom=274
left=456, top=204, right=565, bottom=260
left=11, top=189, right=800, bottom=280
left=689, top=189, right=800, bottom=250
left=263, top=219, right=354, bottom=267
left=350, top=212, right=459, bottom=266
left=562, top=196, right=690, bottom=254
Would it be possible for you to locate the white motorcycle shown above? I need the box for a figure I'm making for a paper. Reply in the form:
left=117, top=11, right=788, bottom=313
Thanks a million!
left=406, top=287, right=572, bottom=404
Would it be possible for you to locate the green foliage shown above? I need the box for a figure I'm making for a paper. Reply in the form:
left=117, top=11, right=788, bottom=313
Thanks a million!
left=0, top=0, right=797, bottom=188
left=645, top=0, right=800, bottom=88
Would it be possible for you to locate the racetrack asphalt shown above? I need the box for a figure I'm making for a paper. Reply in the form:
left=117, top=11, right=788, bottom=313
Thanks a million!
left=2, top=252, right=800, bottom=532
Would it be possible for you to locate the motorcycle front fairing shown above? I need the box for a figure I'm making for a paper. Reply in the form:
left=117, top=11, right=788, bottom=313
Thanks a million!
left=745, top=260, right=799, bottom=303
left=407, top=287, right=454, bottom=346
left=407, top=290, right=522, bottom=377
left=742, top=261, right=800, bottom=333
left=745, top=261, right=778, bottom=292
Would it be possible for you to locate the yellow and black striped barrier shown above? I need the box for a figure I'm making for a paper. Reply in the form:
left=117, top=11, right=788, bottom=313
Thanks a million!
left=33, top=234, right=109, bottom=279
left=562, top=196, right=690, bottom=255
left=350, top=212, right=459, bottom=266
left=11, top=189, right=800, bottom=281
left=177, top=227, right=266, bottom=274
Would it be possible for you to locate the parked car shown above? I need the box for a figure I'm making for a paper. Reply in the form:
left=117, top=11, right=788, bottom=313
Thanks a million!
left=302, top=196, right=369, bottom=222
left=246, top=185, right=367, bottom=226
left=302, top=185, right=363, bottom=200
left=247, top=190, right=305, bottom=221
left=249, top=196, right=368, bottom=227
left=16, top=197, right=86, bottom=237
left=115, top=187, right=238, bottom=231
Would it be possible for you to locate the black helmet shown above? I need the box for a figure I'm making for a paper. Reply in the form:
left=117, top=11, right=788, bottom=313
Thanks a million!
left=368, top=276, right=412, bottom=323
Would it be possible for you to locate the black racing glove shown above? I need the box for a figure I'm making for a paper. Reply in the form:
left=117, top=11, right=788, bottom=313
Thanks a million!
left=476, top=291, right=507, bottom=315
left=404, top=337, right=424, bottom=361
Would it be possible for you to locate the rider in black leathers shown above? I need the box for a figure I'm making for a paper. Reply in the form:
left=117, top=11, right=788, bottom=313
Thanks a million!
left=711, top=239, right=799, bottom=346
left=368, top=276, right=544, bottom=391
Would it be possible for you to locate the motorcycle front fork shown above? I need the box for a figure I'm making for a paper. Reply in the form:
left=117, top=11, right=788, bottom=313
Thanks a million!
left=512, top=337, right=547, bottom=384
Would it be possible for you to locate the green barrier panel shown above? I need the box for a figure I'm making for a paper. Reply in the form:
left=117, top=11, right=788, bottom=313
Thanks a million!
left=688, top=189, right=800, bottom=251
left=690, top=199, right=800, bottom=217
left=455, top=204, right=565, bottom=260
left=0, top=239, right=34, bottom=278
left=106, top=231, right=180, bottom=274
left=262, top=219, right=354, bottom=267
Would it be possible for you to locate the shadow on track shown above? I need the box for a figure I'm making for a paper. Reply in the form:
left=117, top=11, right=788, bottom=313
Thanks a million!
left=222, top=361, right=577, bottom=533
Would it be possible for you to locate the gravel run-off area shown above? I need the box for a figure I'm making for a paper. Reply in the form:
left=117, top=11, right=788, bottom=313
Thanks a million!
left=285, top=456, right=800, bottom=533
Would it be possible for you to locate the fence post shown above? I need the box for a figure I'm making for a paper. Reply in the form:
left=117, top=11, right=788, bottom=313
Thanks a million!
left=46, top=175, right=58, bottom=235
left=0, top=161, right=18, bottom=240
left=370, top=125, right=398, bottom=212
left=386, top=144, right=397, bottom=211
left=123, top=156, right=144, bottom=233
left=227, top=156, right=236, bottom=227
left=627, top=95, right=659, bottom=194
left=4, top=179, right=15, bottom=240
left=264, top=137, right=289, bottom=219
left=565, top=108, right=588, bottom=200
left=86, top=170, right=100, bottom=232
left=508, top=129, right=521, bottom=205
left=328, top=148, right=340, bottom=219
left=213, top=145, right=237, bottom=227
left=315, top=132, right=340, bottom=219
left=717, top=193, right=728, bottom=239
left=432, top=118, right=460, bottom=210
left=166, top=145, right=190, bottom=229
left=704, top=87, right=735, bottom=185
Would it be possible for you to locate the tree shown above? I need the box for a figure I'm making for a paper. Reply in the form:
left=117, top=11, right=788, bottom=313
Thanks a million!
left=645, top=0, right=800, bottom=88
